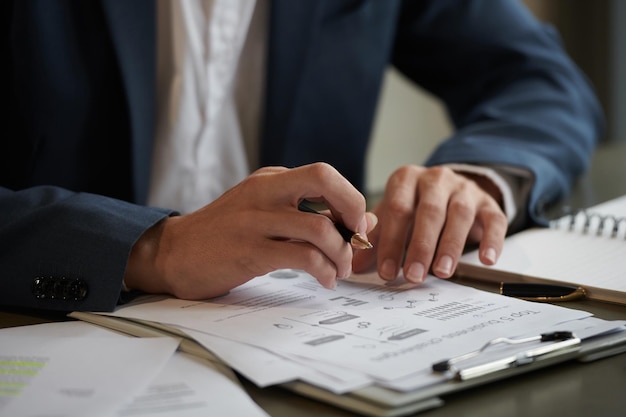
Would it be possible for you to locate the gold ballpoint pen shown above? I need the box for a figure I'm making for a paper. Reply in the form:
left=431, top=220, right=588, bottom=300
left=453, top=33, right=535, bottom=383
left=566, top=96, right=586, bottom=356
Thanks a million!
left=298, top=201, right=373, bottom=250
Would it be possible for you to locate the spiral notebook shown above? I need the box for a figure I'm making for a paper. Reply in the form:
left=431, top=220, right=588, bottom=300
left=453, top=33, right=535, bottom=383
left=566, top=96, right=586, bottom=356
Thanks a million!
left=456, top=195, right=626, bottom=305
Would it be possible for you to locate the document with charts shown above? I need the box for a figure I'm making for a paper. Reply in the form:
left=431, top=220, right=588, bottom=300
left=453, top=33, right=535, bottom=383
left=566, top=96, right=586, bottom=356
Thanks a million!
left=457, top=195, right=626, bottom=305
left=95, top=271, right=592, bottom=384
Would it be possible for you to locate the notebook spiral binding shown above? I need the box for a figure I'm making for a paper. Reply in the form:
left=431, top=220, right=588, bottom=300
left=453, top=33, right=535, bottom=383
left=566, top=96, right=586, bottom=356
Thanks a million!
left=549, top=209, right=626, bottom=239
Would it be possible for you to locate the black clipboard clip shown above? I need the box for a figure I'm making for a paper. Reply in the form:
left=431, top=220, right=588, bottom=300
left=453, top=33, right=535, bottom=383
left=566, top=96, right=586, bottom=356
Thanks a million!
left=432, top=331, right=581, bottom=381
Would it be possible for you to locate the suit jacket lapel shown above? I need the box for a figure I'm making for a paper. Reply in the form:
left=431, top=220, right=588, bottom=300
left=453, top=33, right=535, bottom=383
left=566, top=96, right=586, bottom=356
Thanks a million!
left=98, top=0, right=323, bottom=199
left=261, top=0, right=321, bottom=166
left=100, top=0, right=156, bottom=204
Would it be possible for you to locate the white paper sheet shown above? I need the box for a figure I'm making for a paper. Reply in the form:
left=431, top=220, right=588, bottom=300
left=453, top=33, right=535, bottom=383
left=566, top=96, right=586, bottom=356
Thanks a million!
left=116, top=352, right=269, bottom=417
left=182, top=327, right=374, bottom=393
left=0, top=321, right=269, bottom=417
left=104, top=270, right=591, bottom=383
left=0, top=330, right=178, bottom=417
left=181, top=327, right=314, bottom=387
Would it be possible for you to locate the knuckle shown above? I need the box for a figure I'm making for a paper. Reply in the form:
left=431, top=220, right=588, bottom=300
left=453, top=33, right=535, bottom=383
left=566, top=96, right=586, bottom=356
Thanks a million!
left=417, top=199, right=443, bottom=221
left=417, top=166, right=464, bottom=194
left=390, top=164, right=414, bottom=179
left=423, top=165, right=454, bottom=183
left=388, top=165, right=421, bottom=187
left=309, top=217, right=335, bottom=236
left=438, top=238, right=465, bottom=256
left=240, top=173, right=265, bottom=193
left=407, top=237, right=433, bottom=258
left=309, top=162, right=338, bottom=183
left=481, top=203, right=508, bottom=223
left=448, top=199, right=475, bottom=221
left=300, top=246, right=326, bottom=267
left=491, top=209, right=508, bottom=224
left=487, top=213, right=509, bottom=233
left=386, top=196, right=414, bottom=221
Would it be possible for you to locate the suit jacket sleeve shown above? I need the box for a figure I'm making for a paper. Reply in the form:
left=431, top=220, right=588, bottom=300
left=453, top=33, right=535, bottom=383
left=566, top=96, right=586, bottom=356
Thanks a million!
left=392, top=0, right=604, bottom=225
left=0, top=186, right=174, bottom=312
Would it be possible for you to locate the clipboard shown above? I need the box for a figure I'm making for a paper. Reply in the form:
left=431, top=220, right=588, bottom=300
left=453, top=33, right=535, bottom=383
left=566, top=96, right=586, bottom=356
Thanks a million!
left=281, top=328, right=626, bottom=417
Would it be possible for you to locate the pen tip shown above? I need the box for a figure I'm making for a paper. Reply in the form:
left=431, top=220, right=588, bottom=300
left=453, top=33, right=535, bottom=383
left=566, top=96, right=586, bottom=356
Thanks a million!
left=351, top=233, right=373, bottom=250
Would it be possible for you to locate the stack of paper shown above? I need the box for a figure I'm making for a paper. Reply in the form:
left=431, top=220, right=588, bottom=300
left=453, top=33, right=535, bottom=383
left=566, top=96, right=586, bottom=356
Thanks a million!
left=74, top=270, right=625, bottom=397
left=6, top=271, right=624, bottom=417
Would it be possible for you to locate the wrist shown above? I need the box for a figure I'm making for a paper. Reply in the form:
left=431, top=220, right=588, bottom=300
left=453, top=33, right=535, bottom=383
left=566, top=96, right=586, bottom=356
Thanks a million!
left=124, top=218, right=170, bottom=294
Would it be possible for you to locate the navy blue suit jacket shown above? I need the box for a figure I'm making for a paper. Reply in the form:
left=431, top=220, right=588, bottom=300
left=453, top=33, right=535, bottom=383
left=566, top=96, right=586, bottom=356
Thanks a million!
left=0, top=0, right=603, bottom=311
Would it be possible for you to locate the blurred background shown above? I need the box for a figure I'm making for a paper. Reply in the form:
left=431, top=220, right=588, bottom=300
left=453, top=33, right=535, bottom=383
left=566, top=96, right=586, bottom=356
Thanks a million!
left=366, top=0, right=625, bottom=204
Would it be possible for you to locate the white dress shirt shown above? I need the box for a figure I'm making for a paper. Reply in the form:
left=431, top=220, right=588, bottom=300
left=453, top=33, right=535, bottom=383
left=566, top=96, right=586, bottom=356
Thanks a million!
left=149, top=0, right=265, bottom=214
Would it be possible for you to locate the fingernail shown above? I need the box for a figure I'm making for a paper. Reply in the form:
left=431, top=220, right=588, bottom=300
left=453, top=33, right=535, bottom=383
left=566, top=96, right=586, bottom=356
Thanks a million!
left=358, top=212, right=378, bottom=235
left=366, top=212, right=378, bottom=230
left=483, top=247, right=497, bottom=264
left=434, top=255, right=453, bottom=276
left=357, top=215, right=368, bottom=235
left=406, top=262, right=425, bottom=283
left=381, top=259, right=397, bottom=280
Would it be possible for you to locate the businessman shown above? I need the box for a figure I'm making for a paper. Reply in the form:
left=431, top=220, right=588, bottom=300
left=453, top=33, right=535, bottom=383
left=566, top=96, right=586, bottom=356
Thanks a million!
left=0, top=0, right=603, bottom=312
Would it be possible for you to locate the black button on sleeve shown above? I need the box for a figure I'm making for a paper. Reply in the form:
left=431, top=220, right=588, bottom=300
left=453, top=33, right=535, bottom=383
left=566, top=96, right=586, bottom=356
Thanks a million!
left=32, top=276, right=88, bottom=301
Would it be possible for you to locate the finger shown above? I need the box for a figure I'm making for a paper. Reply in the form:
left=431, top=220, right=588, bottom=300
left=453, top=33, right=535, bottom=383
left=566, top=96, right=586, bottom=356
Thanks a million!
left=365, top=211, right=379, bottom=233
left=278, top=163, right=368, bottom=235
left=262, top=209, right=354, bottom=278
left=206, top=237, right=342, bottom=292
left=375, top=167, right=420, bottom=281
left=474, top=204, right=508, bottom=266
left=257, top=239, right=343, bottom=289
left=402, top=176, right=450, bottom=283
left=429, top=190, right=476, bottom=279
left=353, top=211, right=381, bottom=273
